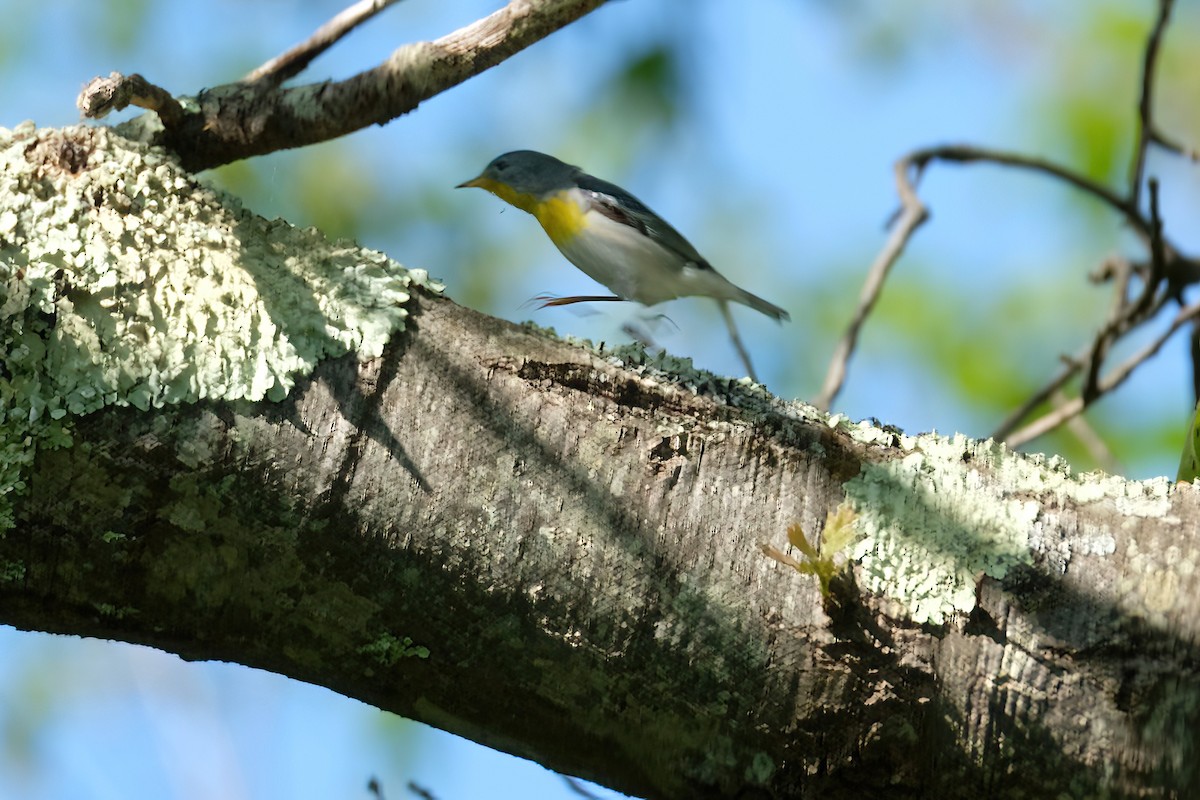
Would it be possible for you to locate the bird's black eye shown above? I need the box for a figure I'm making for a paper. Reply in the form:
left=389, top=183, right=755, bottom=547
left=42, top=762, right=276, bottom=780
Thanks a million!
left=493, top=159, right=508, bottom=172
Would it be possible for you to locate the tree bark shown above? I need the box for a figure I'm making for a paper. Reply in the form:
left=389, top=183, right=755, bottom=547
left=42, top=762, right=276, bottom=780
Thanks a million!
left=3, top=124, right=1199, bottom=799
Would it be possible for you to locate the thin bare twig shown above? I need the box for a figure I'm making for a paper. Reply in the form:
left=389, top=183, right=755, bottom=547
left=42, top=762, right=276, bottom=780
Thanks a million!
left=1000, top=249, right=1170, bottom=442
left=814, top=158, right=929, bottom=410
left=912, top=145, right=1146, bottom=236
left=1057, top=390, right=1121, bottom=473
left=405, top=782, right=438, bottom=800
left=990, top=353, right=1083, bottom=442
left=244, top=0, right=406, bottom=86
left=1080, top=323, right=1112, bottom=406
left=1150, top=127, right=1200, bottom=163
left=1025, top=268, right=1169, bottom=435
left=719, top=300, right=760, bottom=383
left=1129, top=0, right=1175, bottom=210
left=1095, top=255, right=1136, bottom=318
left=1007, top=302, right=1200, bottom=448
left=1142, top=177, right=1168, bottom=306
left=1081, top=180, right=1168, bottom=400
left=79, top=0, right=609, bottom=171
left=562, top=776, right=603, bottom=799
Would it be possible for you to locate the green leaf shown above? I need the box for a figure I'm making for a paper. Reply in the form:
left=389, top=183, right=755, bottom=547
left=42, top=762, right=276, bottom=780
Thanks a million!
left=1176, top=401, right=1200, bottom=483
left=787, top=523, right=819, bottom=560
left=820, top=505, right=859, bottom=560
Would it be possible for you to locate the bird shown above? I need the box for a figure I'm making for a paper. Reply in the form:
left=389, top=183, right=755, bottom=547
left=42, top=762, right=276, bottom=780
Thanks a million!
left=456, top=150, right=788, bottom=382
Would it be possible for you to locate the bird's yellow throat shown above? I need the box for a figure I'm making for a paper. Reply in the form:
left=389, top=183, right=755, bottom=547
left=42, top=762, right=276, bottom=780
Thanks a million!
left=532, top=193, right=587, bottom=246
left=470, top=178, right=586, bottom=246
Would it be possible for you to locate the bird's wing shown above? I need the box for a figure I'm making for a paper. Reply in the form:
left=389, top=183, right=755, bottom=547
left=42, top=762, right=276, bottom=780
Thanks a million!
left=573, top=173, right=715, bottom=271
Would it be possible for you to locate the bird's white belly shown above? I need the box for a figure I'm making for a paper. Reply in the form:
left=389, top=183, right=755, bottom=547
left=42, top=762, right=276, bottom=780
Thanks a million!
left=554, top=210, right=691, bottom=306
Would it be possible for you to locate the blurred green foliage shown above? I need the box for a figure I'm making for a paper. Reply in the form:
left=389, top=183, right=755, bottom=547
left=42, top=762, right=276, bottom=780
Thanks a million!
left=1176, top=401, right=1200, bottom=482
left=92, top=0, right=154, bottom=53
left=1034, top=7, right=1144, bottom=190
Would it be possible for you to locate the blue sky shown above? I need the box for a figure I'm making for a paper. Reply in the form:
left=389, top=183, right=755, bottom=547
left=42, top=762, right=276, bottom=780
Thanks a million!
left=2, top=2, right=1198, bottom=798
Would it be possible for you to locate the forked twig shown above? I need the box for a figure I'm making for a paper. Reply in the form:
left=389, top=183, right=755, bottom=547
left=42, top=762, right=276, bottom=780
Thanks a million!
left=1007, top=302, right=1200, bottom=448
left=819, top=142, right=1169, bottom=413
left=827, top=1, right=1196, bottom=456
left=990, top=352, right=1083, bottom=442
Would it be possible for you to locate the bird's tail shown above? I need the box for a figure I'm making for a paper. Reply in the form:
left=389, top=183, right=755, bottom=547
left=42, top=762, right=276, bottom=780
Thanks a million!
left=733, top=286, right=789, bottom=322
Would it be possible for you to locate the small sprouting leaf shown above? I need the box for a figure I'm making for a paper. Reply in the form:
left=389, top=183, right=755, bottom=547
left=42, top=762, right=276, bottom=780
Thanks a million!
left=760, top=543, right=805, bottom=572
left=765, top=504, right=860, bottom=597
left=820, top=505, right=859, bottom=560
left=787, top=522, right=819, bottom=559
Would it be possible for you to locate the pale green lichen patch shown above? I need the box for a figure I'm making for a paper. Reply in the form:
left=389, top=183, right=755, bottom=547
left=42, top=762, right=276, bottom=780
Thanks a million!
left=0, top=123, right=441, bottom=532
left=845, top=428, right=1168, bottom=624
left=847, top=434, right=1038, bottom=624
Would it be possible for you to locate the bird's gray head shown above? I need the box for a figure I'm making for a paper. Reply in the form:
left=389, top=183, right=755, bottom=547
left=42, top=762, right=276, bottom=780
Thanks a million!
left=457, top=150, right=580, bottom=197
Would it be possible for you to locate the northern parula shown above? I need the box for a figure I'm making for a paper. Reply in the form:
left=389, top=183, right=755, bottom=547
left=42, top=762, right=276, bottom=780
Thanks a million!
left=457, top=150, right=789, bottom=380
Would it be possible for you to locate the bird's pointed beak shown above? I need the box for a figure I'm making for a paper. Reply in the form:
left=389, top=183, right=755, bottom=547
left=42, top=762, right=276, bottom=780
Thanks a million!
left=456, top=176, right=487, bottom=189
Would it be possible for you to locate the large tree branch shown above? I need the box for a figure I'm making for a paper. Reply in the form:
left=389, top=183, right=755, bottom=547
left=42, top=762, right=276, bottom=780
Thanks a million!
left=4, top=126, right=1200, bottom=798
left=78, top=0, right=608, bottom=171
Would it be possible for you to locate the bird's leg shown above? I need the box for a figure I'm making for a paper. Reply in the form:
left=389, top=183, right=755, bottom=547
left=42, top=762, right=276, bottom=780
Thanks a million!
left=621, top=320, right=661, bottom=352
left=533, top=294, right=625, bottom=308
left=718, top=300, right=760, bottom=383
